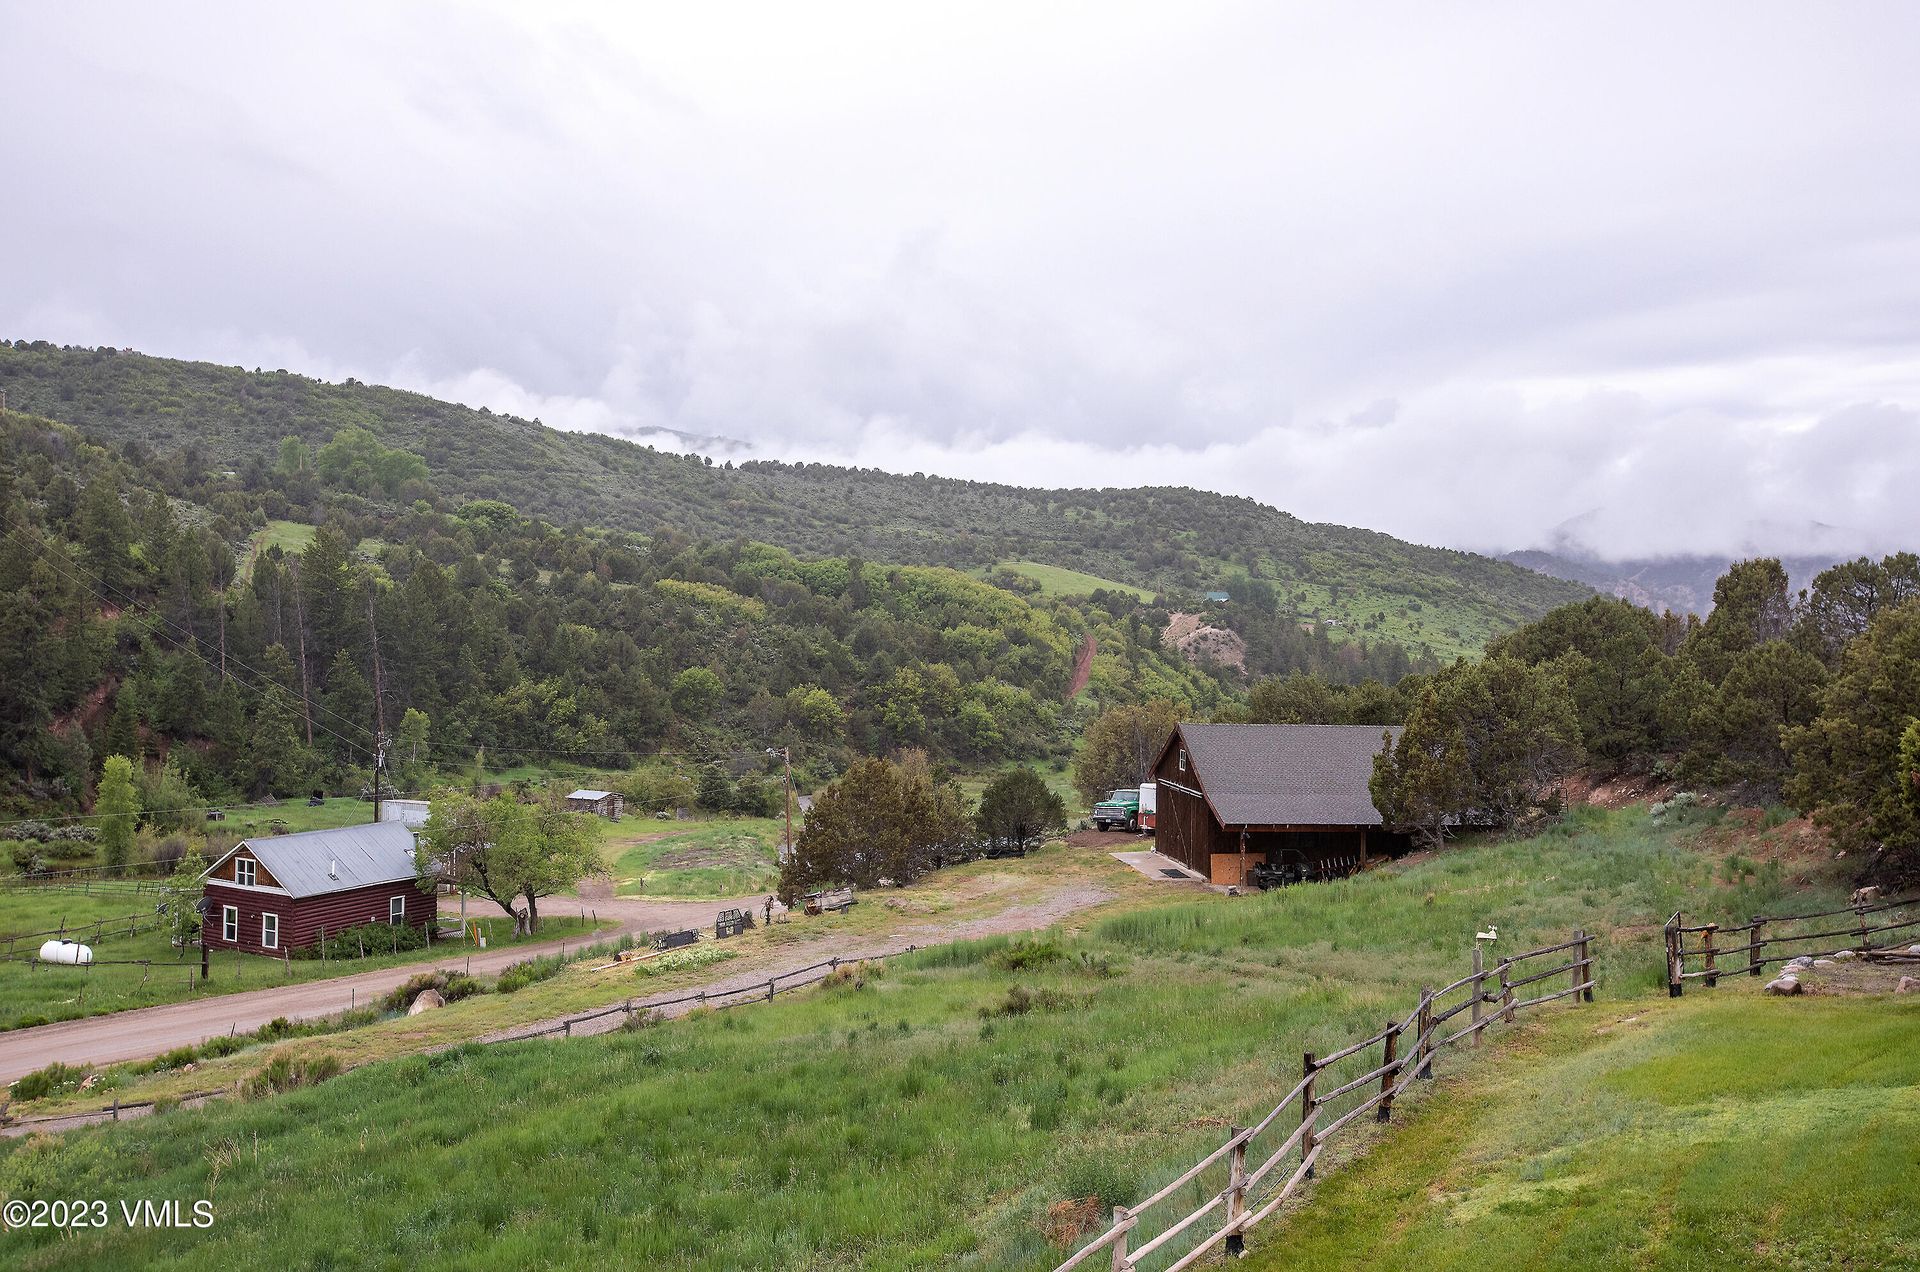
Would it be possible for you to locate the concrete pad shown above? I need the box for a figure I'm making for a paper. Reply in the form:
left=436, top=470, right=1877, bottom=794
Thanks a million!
left=1112, top=850, right=1208, bottom=884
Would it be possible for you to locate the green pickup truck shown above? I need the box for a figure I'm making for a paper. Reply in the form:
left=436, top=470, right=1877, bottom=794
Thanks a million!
left=1091, top=788, right=1141, bottom=832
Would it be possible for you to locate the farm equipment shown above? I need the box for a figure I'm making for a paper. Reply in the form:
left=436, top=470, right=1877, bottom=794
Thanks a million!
left=804, top=886, right=857, bottom=915
left=715, top=909, right=755, bottom=939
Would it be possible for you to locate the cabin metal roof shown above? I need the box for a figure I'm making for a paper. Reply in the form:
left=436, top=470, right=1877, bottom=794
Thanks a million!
left=568, top=789, right=614, bottom=801
left=1167, top=723, right=1402, bottom=828
left=205, top=821, right=420, bottom=899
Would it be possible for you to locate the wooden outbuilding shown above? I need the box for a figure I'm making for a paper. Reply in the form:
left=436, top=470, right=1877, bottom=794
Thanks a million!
left=200, top=822, right=434, bottom=956
left=567, top=788, right=624, bottom=820
left=1150, top=723, right=1409, bottom=885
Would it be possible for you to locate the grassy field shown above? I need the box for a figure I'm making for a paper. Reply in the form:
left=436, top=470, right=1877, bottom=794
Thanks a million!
left=953, top=762, right=1082, bottom=814
left=605, top=817, right=785, bottom=898
left=1, top=805, right=1873, bottom=1270
left=0, top=883, right=603, bottom=1030
left=994, top=560, right=1150, bottom=600
left=1247, top=992, right=1920, bottom=1270
left=236, top=519, right=316, bottom=580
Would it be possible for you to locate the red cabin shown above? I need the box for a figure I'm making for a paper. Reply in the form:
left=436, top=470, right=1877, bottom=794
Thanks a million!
left=201, top=822, right=435, bottom=956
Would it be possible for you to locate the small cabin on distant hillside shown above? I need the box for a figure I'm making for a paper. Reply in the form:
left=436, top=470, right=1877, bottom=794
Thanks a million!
left=201, top=822, right=433, bottom=956
left=1151, top=724, right=1408, bottom=886
left=567, top=789, right=624, bottom=820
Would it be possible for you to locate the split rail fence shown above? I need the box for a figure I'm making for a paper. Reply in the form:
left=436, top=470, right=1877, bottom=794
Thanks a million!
left=4, top=946, right=921, bottom=1134
left=1054, top=930, right=1596, bottom=1272
left=1664, top=894, right=1920, bottom=994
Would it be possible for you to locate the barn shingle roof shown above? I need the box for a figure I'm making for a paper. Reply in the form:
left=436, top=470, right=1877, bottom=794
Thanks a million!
left=206, top=822, right=420, bottom=899
left=1172, top=723, right=1401, bottom=828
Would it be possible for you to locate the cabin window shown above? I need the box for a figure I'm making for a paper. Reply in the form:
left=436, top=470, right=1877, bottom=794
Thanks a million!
left=390, top=895, right=405, bottom=925
left=221, top=905, right=238, bottom=943
left=234, top=857, right=256, bottom=887
left=1178, top=748, right=1188, bottom=773
left=261, top=913, right=279, bottom=950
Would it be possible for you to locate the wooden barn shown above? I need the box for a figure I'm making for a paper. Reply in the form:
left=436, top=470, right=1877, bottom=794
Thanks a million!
left=200, top=822, right=434, bottom=956
left=1150, top=723, right=1409, bottom=885
left=567, top=788, right=624, bottom=820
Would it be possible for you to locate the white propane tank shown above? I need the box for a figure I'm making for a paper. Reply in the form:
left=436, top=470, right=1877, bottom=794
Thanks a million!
left=38, top=939, right=93, bottom=965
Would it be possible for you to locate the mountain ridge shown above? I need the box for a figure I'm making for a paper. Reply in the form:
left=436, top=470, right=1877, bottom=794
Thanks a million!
left=0, top=341, right=1591, bottom=657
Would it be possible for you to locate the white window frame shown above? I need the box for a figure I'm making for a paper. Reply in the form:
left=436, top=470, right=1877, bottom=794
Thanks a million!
left=389, top=895, right=405, bottom=925
left=1178, top=748, right=1188, bottom=773
left=221, top=905, right=238, bottom=943
left=234, top=856, right=257, bottom=887
left=261, top=912, right=279, bottom=950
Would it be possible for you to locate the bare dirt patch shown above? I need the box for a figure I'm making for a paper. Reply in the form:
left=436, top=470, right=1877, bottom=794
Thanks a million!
left=1066, top=828, right=1152, bottom=849
left=1162, top=611, right=1247, bottom=672
left=1564, top=771, right=1679, bottom=809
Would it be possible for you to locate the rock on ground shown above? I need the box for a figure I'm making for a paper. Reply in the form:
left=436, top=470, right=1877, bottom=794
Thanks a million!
left=408, top=988, right=446, bottom=1015
left=1765, top=976, right=1803, bottom=996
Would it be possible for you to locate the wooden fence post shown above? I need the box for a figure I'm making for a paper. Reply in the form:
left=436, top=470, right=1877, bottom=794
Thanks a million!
left=1498, top=960, right=1514, bottom=1025
left=1749, top=915, right=1765, bottom=977
left=1702, top=923, right=1719, bottom=988
left=1301, top=1052, right=1318, bottom=1179
left=1377, top=1020, right=1399, bottom=1122
left=1577, top=928, right=1593, bottom=1002
left=1416, top=987, right=1434, bottom=1079
left=1110, top=1205, right=1130, bottom=1272
left=1665, top=912, right=1683, bottom=997
left=1857, top=905, right=1873, bottom=954
left=1470, top=943, right=1486, bottom=1048
left=1224, top=1125, right=1248, bottom=1256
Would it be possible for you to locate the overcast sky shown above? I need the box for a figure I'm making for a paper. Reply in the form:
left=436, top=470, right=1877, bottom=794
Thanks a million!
left=5, top=3, right=1919, bottom=560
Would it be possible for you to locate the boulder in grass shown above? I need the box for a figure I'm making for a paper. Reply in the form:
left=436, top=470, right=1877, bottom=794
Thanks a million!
left=1832, top=950, right=1856, bottom=961
left=1764, top=976, right=1802, bottom=996
left=1899, top=977, right=1919, bottom=994
left=408, top=988, right=445, bottom=1015
left=1814, top=959, right=1837, bottom=967
left=1785, top=956, right=1815, bottom=970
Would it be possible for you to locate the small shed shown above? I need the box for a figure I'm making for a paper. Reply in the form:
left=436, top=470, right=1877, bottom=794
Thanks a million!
left=1204, top=591, right=1231, bottom=604
left=201, top=822, right=433, bottom=956
left=1151, top=724, right=1408, bottom=886
left=567, top=789, right=624, bottom=821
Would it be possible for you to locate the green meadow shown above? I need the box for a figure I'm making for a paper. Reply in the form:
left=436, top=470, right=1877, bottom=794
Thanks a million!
left=0, top=807, right=1895, bottom=1270
left=605, top=817, right=785, bottom=898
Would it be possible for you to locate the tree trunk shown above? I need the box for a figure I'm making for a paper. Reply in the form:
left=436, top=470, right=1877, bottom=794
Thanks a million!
left=524, top=894, right=539, bottom=936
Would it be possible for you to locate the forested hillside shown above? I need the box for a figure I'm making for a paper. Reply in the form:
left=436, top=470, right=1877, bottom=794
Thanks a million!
left=0, top=342, right=1589, bottom=660
left=0, top=407, right=1251, bottom=821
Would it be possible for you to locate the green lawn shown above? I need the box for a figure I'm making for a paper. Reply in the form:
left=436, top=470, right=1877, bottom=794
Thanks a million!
left=605, top=817, right=785, bottom=898
left=1246, top=993, right=1920, bottom=1270
left=0, top=886, right=604, bottom=1030
left=237, top=519, right=317, bottom=580
left=995, top=560, right=1150, bottom=600
left=3, top=805, right=1869, bottom=1271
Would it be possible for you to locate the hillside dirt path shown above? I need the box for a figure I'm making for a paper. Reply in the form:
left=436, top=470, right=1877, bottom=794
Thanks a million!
left=1066, top=634, right=1097, bottom=699
left=0, top=892, right=754, bottom=1086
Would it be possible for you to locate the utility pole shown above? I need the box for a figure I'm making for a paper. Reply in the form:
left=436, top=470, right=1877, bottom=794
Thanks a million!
left=366, top=580, right=387, bottom=736
left=767, top=746, right=793, bottom=863
left=371, top=732, right=387, bottom=823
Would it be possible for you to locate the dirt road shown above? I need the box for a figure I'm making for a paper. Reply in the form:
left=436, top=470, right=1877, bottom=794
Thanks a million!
left=0, top=892, right=756, bottom=1086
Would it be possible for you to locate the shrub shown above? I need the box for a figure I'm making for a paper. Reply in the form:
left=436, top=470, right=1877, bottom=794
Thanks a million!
left=300, top=921, right=428, bottom=961
left=993, top=937, right=1066, bottom=971
left=983, top=984, right=1075, bottom=1017
left=634, top=946, right=736, bottom=977
left=380, top=970, right=483, bottom=1012
left=9, top=1061, right=89, bottom=1101
left=240, top=1054, right=343, bottom=1099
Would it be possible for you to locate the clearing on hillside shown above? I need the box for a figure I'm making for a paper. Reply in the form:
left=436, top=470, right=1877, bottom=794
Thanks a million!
left=995, top=560, right=1150, bottom=600
left=238, top=519, right=317, bottom=580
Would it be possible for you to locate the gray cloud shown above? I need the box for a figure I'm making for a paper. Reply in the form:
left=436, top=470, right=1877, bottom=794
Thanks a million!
left=5, top=2, right=1920, bottom=559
